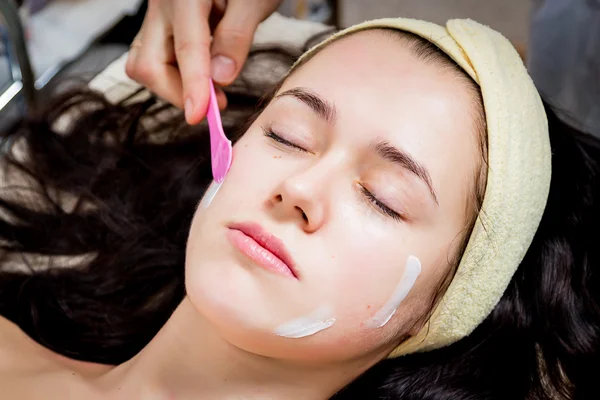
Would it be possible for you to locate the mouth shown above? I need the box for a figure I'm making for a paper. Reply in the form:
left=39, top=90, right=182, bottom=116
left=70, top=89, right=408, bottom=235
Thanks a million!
left=227, top=222, right=299, bottom=280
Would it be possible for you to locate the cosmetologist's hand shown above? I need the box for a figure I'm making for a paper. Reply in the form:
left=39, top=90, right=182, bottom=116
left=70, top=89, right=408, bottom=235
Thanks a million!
left=126, top=0, right=283, bottom=124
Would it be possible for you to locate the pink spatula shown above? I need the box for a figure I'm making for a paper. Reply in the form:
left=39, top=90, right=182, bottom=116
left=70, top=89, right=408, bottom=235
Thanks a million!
left=206, top=80, right=232, bottom=183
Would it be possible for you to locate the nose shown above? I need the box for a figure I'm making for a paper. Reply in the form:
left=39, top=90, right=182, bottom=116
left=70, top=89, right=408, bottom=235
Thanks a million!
left=270, top=172, right=327, bottom=233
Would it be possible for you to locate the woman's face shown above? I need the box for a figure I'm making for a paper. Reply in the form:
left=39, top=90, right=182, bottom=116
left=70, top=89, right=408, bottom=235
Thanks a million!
left=185, top=31, right=481, bottom=365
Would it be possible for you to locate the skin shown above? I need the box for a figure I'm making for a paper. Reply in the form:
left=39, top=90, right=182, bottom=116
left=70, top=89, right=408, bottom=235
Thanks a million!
left=0, top=30, right=481, bottom=399
left=126, top=0, right=283, bottom=124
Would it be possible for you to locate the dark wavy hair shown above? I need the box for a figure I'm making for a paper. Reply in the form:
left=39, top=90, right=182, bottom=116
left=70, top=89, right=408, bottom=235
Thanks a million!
left=0, top=34, right=598, bottom=400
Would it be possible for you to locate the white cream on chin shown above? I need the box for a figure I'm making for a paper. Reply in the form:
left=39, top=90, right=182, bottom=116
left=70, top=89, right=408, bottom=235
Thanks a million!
left=273, top=304, right=337, bottom=338
left=200, top=181, right=222, bottom=209
left=366, top=255, right=422, bottom=328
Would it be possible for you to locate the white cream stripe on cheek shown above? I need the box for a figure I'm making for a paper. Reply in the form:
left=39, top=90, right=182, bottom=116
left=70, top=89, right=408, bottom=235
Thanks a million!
left=200, top=181, right=223, bottom=209
left=366, top=255, right=422, bottom=329
left=273, top=304, right=337, bottom=339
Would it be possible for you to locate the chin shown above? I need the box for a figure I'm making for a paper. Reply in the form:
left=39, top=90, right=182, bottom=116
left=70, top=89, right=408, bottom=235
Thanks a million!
left=189, top=287, right=380, bottom=364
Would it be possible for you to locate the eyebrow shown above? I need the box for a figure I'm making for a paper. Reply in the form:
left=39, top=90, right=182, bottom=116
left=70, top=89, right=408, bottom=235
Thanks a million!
left=372, top=140, right=439, bottom=205
left=275, top=87, right=337, bottom=125
left=276, top=87, right=438, bottom=205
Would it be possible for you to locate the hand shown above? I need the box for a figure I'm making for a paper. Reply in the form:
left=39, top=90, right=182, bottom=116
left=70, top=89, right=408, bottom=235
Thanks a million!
left=126, top=0, right=282, bottom=124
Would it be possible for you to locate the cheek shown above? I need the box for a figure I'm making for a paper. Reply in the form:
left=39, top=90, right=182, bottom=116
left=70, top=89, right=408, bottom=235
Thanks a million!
left=324, top=204, right=414, bottom=326
left=193, top=135, right=276, bottom=220
left=332, top=248, right=413, bottom=329
left=309, top=256, right=420, bottom=359
left=319, top=204, right=434, bottom=342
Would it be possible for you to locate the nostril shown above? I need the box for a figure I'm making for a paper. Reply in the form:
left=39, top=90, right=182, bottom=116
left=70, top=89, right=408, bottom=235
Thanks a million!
left=296, top=207, right=308, bottom=222
left=275, top=194, right=283, bottom=202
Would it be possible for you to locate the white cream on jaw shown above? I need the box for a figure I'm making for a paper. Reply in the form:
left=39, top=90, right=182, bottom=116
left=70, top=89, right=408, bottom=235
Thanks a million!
left=273, top=304, right=337, bottom=338
left=366, top=255, right=422, bottom=328
left=200, top=181, right=222, bottom=209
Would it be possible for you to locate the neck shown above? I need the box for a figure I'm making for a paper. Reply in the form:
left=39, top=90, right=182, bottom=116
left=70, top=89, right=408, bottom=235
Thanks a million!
left=95, top=298, right=354, bottom=400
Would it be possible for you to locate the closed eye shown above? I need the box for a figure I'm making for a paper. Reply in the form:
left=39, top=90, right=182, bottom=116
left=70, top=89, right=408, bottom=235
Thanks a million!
left=262, top=126, right=404, bottom=222
left=262, top=127, right=308, bottom=152
left=359, top=185, right=404, bottom=223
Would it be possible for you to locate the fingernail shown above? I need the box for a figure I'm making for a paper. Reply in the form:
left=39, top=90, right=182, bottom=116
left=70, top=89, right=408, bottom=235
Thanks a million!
left=185, top=98, right=194, bottom=122
left=211, top=55, right=236, bottom=83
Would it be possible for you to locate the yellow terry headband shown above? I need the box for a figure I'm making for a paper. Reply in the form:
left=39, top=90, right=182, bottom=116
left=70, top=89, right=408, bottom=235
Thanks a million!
left=289, top=18, right=552, bottom=357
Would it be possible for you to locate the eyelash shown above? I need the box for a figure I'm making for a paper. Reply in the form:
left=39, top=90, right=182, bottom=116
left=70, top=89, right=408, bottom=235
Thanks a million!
left=262, top=127, right=307, bottom=152
left=360, top=185, right=404, bottom=222
left=263, top=126, right=404, bottom=223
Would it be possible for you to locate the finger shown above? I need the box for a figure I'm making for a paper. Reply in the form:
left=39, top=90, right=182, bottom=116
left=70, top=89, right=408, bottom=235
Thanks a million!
left=125, top=2, right=151, bottom=81
left=125, top=33, right=143, bottom=80
left=145, top=64, right=185, bottom=108
left=173, top=0, right=213, bottom=125
left=210, top=1, right=264, bottom=86
left=136, top=3, right=176, bottom=65
left=215, top=86, right=228, bottom=110
left=130, top=5, right=184, bottom=106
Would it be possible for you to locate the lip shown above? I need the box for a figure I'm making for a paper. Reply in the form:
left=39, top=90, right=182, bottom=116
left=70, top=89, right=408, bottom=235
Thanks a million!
left=227, top=222, right=298, bottom=280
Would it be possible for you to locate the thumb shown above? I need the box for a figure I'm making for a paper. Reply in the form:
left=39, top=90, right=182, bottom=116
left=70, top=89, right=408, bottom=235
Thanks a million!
left=210, top=2, right=262, bottom=85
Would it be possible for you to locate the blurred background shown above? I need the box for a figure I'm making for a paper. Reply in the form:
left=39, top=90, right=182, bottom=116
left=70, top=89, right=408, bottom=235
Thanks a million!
left=281, top=0, right=529, bottom=53
left=0, top=0, right=598, bottom=135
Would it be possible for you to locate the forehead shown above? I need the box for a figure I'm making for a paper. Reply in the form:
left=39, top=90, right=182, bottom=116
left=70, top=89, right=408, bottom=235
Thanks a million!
left=280, top=31, right=474, bottom=137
